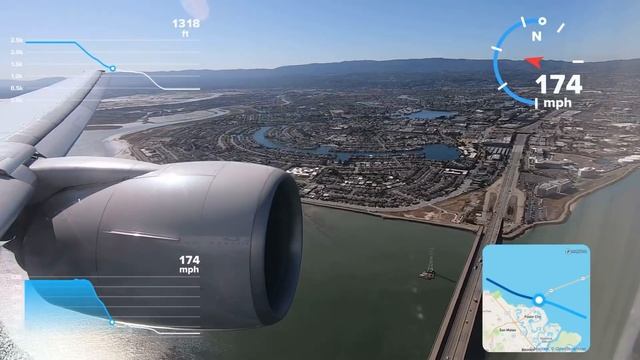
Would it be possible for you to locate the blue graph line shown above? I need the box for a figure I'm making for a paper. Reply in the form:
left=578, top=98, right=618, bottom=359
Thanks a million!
left=84, top=279, right=116, bottom=325
left=485, top=277, right=587, bottom=319
left=25, top=40, right=116, bottom=72
left=25, top=279, right=116, bottom=326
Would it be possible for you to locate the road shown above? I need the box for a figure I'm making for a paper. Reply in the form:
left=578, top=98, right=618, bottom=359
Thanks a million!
left=429, top=133, right=528, bottom=360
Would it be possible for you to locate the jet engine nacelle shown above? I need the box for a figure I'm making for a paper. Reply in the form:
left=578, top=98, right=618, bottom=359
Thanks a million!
left=19, top=157, right=303, bottom=329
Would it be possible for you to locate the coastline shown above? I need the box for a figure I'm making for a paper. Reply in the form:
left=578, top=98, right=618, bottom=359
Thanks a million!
left=303, top=163, right=639, bottom=237
left=502, top=163, right=640, bottom=239
left=301, top=198, right=480, bottom=232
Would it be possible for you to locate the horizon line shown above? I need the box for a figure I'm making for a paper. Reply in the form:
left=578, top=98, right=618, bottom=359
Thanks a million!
left=147, top=56, right=640, bottom=72
left=2, top=56, right=638, bottom=82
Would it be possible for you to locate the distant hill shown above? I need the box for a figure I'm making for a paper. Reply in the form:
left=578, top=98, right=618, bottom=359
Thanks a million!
left=2, top=58, right=639, bottom=98
left=151, top=57, right=640, bottom=78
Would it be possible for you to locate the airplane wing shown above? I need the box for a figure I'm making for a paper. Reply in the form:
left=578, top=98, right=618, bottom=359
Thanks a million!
left=0, top=70, right=105, bottom=157
left=0, top=71, right=106, bottom=237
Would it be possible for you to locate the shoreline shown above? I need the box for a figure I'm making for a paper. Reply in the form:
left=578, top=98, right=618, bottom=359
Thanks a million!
left=301, top=199, right=479, bottom=232
left=502, top=164, right=640, bottom=240
left=303, top=164, right=639, bottom=237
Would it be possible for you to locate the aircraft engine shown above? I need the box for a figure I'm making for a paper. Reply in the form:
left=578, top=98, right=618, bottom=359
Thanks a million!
left=17, top=157, right=303, bottom=329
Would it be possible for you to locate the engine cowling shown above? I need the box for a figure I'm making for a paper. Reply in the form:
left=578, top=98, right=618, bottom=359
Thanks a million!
left=18, top=158, right=303, bottom=329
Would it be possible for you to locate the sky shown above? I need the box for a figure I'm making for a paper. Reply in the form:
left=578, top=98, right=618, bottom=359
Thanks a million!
left=2, top=0, right=640, bottom=78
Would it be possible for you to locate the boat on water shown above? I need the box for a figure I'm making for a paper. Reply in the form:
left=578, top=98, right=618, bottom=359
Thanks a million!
left=419, top=270, right=436, bottom=280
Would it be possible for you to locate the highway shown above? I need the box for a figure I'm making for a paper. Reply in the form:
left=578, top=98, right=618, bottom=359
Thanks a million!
left=429, top=133, right=528, bottom=360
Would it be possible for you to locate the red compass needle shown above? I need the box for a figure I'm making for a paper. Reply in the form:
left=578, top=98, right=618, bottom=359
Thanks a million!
left=524, top=56, right=544, bottom=69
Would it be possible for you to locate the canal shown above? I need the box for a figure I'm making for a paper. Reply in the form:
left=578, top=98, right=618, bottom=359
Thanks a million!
left=252, top=126, right=461, bottom=162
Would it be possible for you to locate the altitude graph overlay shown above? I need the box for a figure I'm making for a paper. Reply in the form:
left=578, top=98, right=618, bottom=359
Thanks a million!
left=482, top=244, right=590, bottom=353
left=7, top=15, right=203, bottom=94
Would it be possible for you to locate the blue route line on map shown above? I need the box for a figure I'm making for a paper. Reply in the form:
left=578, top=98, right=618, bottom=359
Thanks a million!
left=486, top=277, right=532, bottom=300
left=545, top=300, right=587, bottom=319
left=485, top=277, right=587, bottom=319
left=24, top=40, right=116, bottom=72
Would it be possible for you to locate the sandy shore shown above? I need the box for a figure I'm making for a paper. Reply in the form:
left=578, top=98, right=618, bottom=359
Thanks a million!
left=104, top=135, right=136, bottom=159
left=301, top=199, right=480, bottom=232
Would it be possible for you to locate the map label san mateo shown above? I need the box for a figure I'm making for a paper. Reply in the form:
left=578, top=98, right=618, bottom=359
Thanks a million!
left=482, top=244, right=590, bottom=353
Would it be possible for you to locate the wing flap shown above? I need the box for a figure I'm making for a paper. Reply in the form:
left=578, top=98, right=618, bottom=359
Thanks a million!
left=0, top=142, right=36, bottom=176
